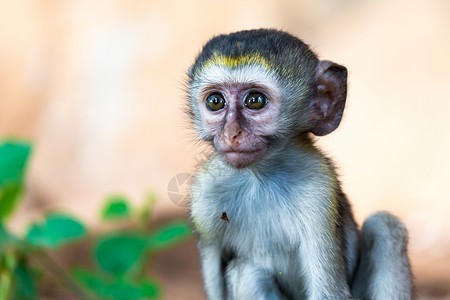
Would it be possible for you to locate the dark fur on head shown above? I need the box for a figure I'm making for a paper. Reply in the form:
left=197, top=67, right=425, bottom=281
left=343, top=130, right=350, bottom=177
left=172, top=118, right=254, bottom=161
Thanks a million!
left=189, top=29, right=318, bottom=80
left=187, top=29, right=347, bottom=150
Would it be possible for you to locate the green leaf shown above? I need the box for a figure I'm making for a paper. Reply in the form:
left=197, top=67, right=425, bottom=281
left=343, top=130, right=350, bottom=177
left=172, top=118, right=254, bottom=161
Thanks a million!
left=25, top=213, right=86, bottom=248
left=0, top=140, right=32, bottom=220
left=12, top=260, right=37, bottom=300
left=71, top=268, right=105, bottom=296
left=95, top=234, right=147, bottom=275
left=104, top=279, right=161, bottom=300
left=0, top=183, right=23, bottom=219
left=148, top=221, right=192, bottom=252
left=0, top=140, right=32, bottom=186
left=102, top=196, right=131, bottom=220
left=73, top=268, right=161, bottom=300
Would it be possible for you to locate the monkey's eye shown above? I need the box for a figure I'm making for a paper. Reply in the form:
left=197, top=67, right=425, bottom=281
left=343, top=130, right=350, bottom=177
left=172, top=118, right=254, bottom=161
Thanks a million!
left=244, top=92, right=267, bottom=110
left=206, top=93, right=226, bottom=111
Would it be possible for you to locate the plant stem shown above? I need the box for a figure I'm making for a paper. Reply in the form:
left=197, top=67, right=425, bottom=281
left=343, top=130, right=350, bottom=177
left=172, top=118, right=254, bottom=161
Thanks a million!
left=34, top=249, right=97, bottom=300
left=0, top=271, right=11, bottom=300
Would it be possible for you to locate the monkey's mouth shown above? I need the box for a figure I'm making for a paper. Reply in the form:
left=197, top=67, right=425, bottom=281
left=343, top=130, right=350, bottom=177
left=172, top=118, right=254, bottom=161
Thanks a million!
left=222, top=148, right=266, bottom=168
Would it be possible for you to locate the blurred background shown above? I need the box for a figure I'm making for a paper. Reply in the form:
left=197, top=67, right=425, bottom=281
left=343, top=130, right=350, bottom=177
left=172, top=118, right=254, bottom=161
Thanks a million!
left=1, top=0, right=449, bottom=299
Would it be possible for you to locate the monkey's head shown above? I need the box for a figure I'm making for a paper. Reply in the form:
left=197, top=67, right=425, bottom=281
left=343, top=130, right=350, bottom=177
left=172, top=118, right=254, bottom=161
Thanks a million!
left=187, top=29, right=347, bottom=168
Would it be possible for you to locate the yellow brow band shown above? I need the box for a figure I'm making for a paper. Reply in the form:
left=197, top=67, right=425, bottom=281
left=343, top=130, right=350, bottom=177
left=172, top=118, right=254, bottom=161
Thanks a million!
left=201, top=52, right=272, bottom=71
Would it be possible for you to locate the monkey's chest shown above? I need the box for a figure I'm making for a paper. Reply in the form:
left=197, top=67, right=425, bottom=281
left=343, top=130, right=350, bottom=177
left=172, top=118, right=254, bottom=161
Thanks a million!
left=192, top=183, right=303, bottom=256
left=219, top=206, right=300, bottom=257
left=190, top=163, right=333, bottom=258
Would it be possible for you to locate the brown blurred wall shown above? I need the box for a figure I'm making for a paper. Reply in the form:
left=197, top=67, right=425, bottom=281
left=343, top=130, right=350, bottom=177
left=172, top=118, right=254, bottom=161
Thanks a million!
left=1, top=0, right=449, bottom=297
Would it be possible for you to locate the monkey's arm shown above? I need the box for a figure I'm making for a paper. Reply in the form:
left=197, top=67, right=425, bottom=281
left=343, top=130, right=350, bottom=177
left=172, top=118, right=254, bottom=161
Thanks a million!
left=297, top=212, right=352, bottom=299
left=198, top=241, right=225, bottom=300
left=225, top=259, right=288, bottom=300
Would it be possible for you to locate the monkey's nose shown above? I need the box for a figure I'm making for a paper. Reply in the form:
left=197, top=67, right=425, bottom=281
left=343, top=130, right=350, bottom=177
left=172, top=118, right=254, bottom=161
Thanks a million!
left=223, top=130, right=242, bottom=147
left=229, top=130, right=242, bottom=142
left=223, top=122, right=243, bottom=145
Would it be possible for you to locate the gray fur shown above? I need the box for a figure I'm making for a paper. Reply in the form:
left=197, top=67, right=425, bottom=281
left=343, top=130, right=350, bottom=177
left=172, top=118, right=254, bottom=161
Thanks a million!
left=187, top=29, right=318, bottom=142
left=351, top=212, right=415, bottom=299
left=191, top=140, right=355, bottom=299
left=226, top=258, right=288, bottom=300
left=188, top=29, right=413, bottom=300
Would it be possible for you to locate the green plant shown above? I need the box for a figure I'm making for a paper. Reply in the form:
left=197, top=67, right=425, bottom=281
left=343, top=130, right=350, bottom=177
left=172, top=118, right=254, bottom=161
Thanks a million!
left=0, top=140, right=31, bottom=219
left=0, top=139, right=40, bottom=300
left=73, top=195, right=192, bottom=300
left=0, top=139, right=193, bottom=299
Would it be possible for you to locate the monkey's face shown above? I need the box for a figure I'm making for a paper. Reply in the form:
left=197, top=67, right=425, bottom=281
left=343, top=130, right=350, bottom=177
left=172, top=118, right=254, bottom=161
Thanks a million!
left=189, top=31, right=348, bottom=169
left=192, top=65, right=282, bottom=168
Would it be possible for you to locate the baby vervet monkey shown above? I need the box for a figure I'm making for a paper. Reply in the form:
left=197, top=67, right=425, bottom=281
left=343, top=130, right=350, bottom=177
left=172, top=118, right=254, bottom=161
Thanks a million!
left=187, top=29, right=414, bottom=300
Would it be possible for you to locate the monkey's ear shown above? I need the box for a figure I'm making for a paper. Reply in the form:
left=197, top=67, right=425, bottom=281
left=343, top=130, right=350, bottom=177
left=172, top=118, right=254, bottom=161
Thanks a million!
left=310, top=60, right=347, bottom=136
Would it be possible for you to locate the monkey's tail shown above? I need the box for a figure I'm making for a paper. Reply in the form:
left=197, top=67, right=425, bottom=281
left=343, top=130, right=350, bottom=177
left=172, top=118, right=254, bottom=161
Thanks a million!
left=351, top=211, right=415, bottom=300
